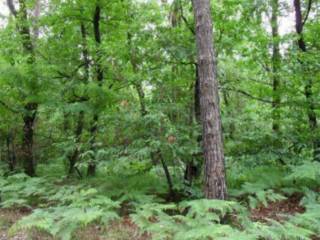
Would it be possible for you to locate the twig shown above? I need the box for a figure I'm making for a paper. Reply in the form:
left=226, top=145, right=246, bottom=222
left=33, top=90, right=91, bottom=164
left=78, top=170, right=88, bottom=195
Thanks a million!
left=302, top=0, right=313, bottom=28
left=0, top=99, right=20, bottom=113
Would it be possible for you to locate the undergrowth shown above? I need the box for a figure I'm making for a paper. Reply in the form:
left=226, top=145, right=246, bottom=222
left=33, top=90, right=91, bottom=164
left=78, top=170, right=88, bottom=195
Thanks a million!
left=0, top=160, right=319, bottom=240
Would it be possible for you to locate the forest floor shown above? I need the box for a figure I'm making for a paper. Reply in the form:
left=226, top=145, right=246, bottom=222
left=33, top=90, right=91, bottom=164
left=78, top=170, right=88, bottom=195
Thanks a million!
left=0, top=194, right=309, bottom=240
left=1, top=166, right=319, bottom=240
left=0, top=209, right=149, bottom=240
left=250, top=193, right=305, bottom=222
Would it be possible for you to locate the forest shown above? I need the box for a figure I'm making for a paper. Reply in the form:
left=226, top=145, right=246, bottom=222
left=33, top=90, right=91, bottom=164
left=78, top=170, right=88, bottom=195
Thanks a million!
left=0, top=0, right=319, bottom=239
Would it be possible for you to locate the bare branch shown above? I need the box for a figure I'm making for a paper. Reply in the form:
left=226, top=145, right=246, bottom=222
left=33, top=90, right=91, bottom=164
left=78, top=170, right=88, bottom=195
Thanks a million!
left=221, top=87, right=273, bottom=104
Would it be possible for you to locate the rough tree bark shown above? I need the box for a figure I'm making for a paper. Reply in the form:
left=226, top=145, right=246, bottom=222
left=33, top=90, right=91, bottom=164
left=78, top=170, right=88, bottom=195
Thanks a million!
left=192, top=0, right=227, bottom=199
left=294, top=0, right=320, bottom=161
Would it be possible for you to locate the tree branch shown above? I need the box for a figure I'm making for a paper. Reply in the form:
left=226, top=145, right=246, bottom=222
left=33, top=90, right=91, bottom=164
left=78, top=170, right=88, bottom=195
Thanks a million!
left=0, top=99, right=20, bottom=113
left=6, top=0, right=17, bottom=17
left=179, top=6, right=195, bottom=35
left=302, top=0, right=312, bottom=27
left=222, top=87, right=273, bottom=104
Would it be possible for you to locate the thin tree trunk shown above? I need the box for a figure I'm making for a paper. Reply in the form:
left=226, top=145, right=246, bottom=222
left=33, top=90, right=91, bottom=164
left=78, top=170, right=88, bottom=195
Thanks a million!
left=127, top=32, right=147, bottom=117
left=152, top=150, right=174, bottom=198
left=222, top=90, right=235, bottom=140
left=68, top=111, right=84, bottom=175
left=88, top=5, right=104, bottom=176
left=127, top=26, right=174, bottom=196
left=88, top=114, right=98, bottom=176
left=22, top=103, right=37, bottom=176
left=293, top=0, right=320, bottom=161
left=63, top=110, right=70, bottom=133
left=7, top=0, right=38, bottom=176
left=6, top=130, right=16, bottom=172
left=192, top=0, right=227, bottom=199
left=68, top=23, right=89, bottom=176
left=159, top=152, right=174, bottom=198
left=271, top=0, right=285, bottom=165
left=127, top=34, right=173, bottom=195
left=135, top=83, right=147, bottom=117
left=184, top=64, right=201, bottom=186
left=271, top=0, right=281, bottom=133
left=19, top=1, right=37, bottom=176
left=127, top=25, right=174, bottom=195
left=80, top=23, right=90, bottom=79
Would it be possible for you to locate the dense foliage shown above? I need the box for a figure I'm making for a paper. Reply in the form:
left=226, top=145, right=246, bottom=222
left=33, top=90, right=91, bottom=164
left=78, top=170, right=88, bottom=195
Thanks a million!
left=0, top=0, right=319, bottom=239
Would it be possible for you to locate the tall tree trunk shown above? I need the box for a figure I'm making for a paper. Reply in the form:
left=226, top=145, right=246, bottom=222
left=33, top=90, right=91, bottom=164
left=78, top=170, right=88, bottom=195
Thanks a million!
left=271, top=0, right=281, bottom=133
left=192, top=0, right=227, bottom=199
left=294, top=0, right=320, bottom=161
left=88, top=5, right=104, bottom=176
left=271, top=0, right=284, bottom=164
left=7, top=0, right=38, bottom=176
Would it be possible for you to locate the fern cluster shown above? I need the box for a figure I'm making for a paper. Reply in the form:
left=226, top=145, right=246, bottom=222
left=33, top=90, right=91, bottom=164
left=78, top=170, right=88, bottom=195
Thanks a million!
left=10, top=187, right=120, bottom=240
left=0, top=161, right=319, bottom=240
left=132, top=194, right=320, bottom=240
